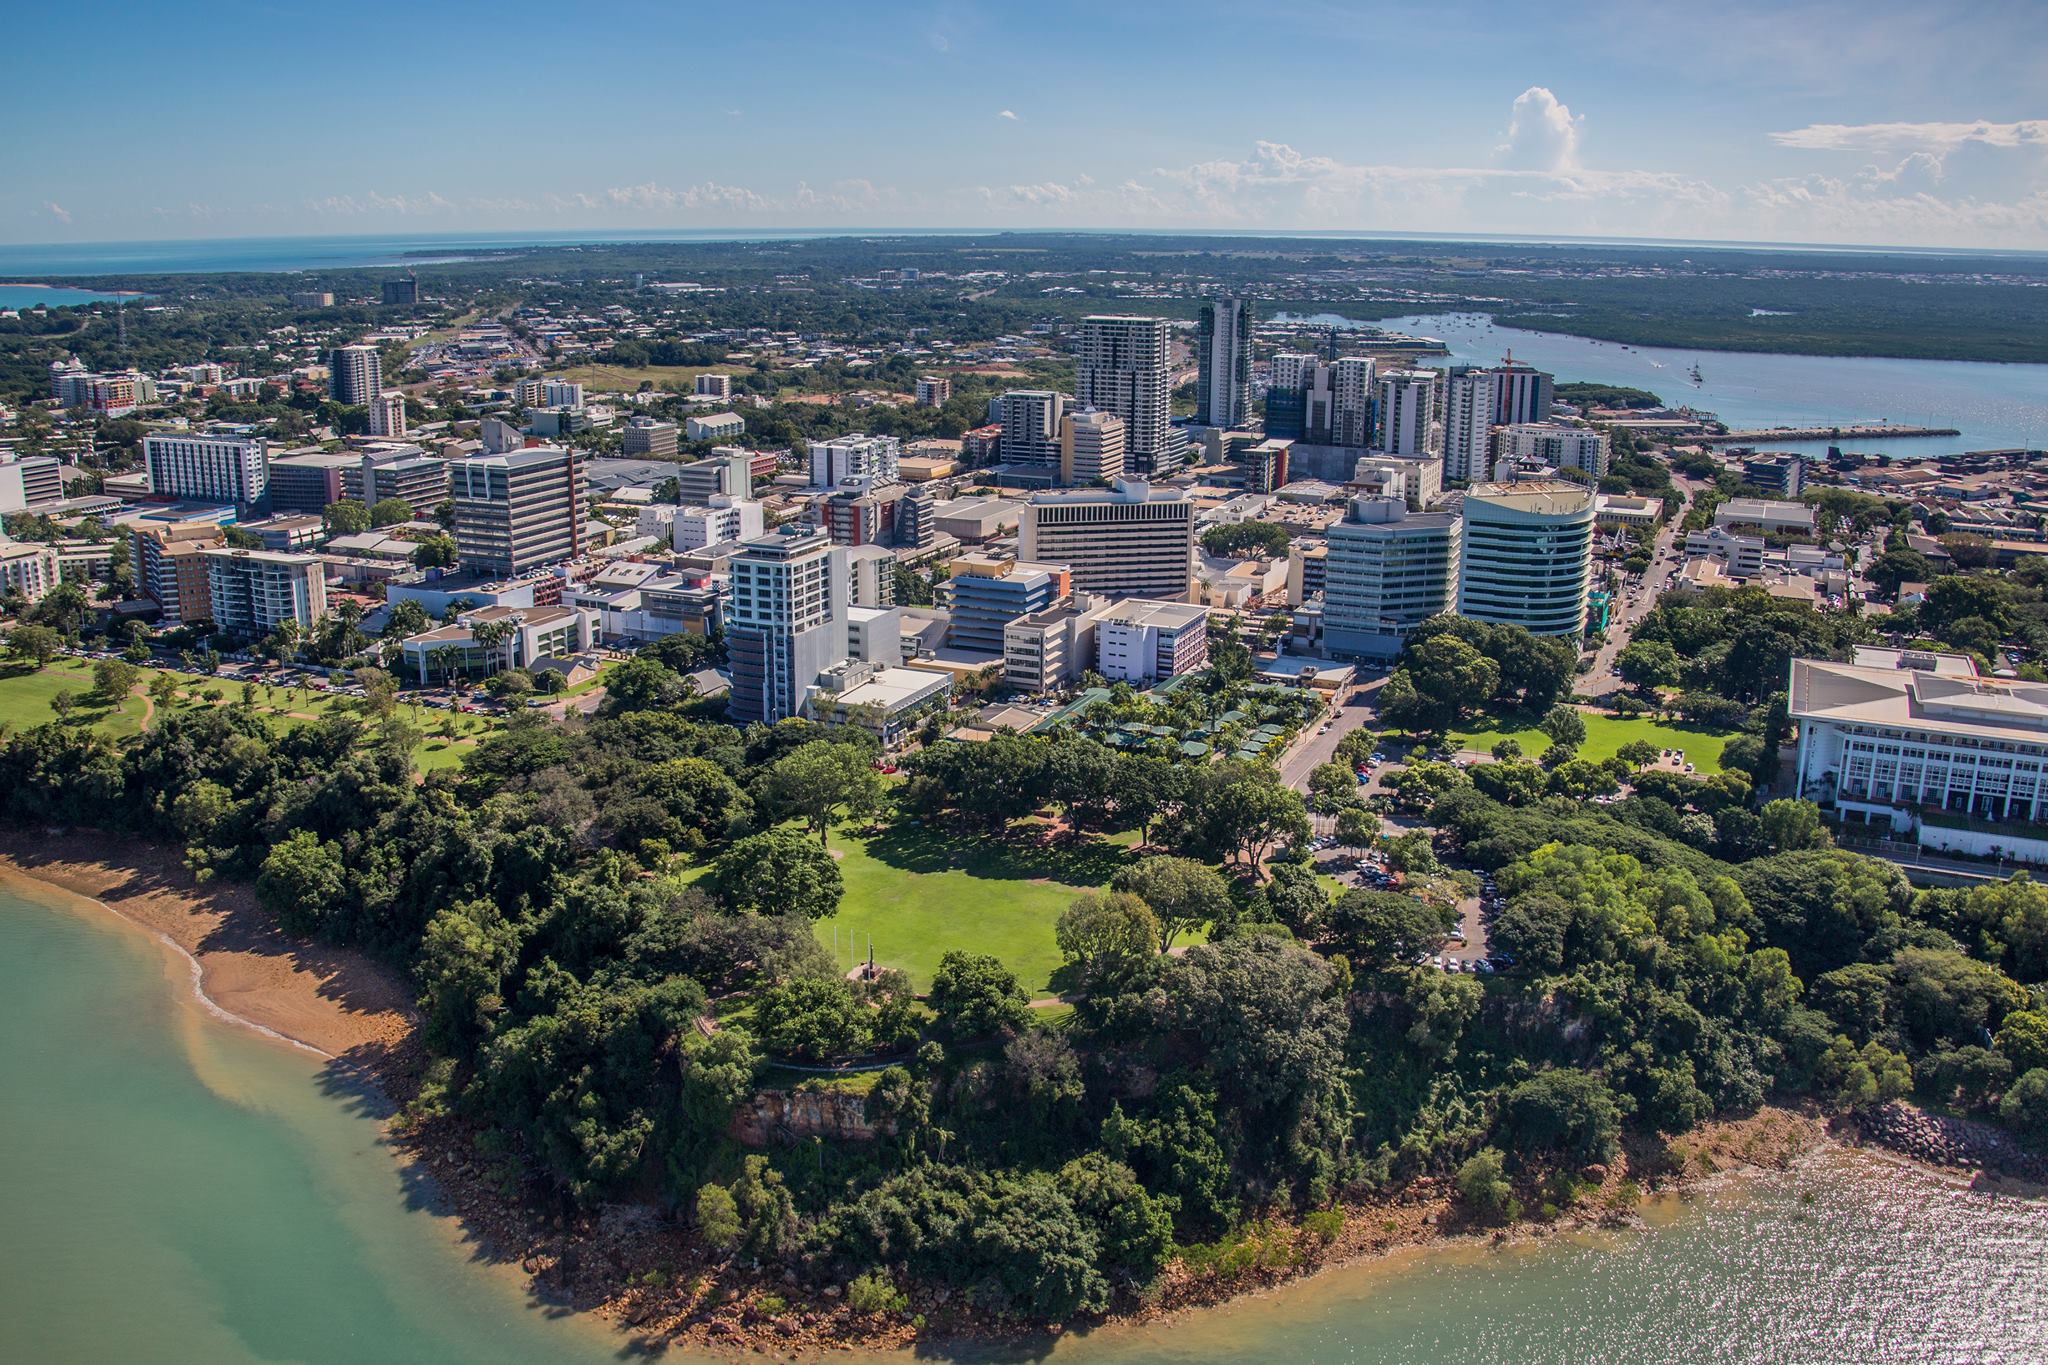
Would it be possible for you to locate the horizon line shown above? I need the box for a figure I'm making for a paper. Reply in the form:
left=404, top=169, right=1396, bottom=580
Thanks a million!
left=2, top=225, right=2045, bottom=263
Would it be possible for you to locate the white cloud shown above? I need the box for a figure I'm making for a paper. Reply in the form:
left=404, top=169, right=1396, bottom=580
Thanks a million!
left=43, top=202, right=70, bottom=224
left=1770, top=119, right=2048, bottom=153
left=603, top=181, right=771, bottom=213
left=998, top=109, right=1020, bottom=121
left=1499, top=86, right=1581, bottom=172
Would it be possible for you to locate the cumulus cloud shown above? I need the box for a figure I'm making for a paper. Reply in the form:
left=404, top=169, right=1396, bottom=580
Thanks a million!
left=998, top=109, right=1020, bottom=121
left=1770, top=119, right=2048, bottom=153
left=1499, top=86, right=1581, bottom=172
left=43, top=202, right=71, bottom=223
left=603, top=181, right=770, bottom=213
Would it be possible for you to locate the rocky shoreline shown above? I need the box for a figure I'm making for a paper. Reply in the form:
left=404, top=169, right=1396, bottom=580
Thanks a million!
left=1839, top=1102, right=2048, bottom=1182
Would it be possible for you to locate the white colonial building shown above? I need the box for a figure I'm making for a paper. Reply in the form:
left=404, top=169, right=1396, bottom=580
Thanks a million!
left=1790, top=647, right=2048, bottom=864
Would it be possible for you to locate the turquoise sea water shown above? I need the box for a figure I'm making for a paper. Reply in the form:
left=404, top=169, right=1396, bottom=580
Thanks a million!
left=4, top=875, right=2044, bottom=1365
left=0, top=283, right=149, bottom=308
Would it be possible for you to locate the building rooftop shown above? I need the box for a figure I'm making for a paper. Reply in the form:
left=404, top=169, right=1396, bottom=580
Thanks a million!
left=1791, top=649, right=2048, bottom=746
left=1464, top=481, right=1595, bottom=517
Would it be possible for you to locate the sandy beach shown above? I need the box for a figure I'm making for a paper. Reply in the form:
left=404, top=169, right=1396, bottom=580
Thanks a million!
left=0, top=828, right=414, bottom=1061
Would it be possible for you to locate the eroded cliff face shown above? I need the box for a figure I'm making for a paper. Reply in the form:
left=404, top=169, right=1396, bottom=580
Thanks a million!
left=730, top=1088, right=893, bottom=1145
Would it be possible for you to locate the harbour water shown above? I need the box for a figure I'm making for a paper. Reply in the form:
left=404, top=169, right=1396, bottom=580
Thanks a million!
left=1286, top=310, right=2048, bottom=459
left=4, top=875, right=2044, bottom=1365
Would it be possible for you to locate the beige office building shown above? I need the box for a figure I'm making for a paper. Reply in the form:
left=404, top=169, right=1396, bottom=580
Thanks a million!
left=1019, top=478, right=1193, bottom=601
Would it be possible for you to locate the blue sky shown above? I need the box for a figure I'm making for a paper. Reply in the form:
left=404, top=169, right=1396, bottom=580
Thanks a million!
left=5, top=0, right=2045, bottom=248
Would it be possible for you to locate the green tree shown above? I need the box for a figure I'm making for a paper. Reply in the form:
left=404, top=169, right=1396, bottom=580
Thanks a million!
left=1539, top=705, right=1587, bottom=752
left=2000, top=1069, right=2048, bottom=1144
left=598, top=656, right=688, bottom=713
left=694, top=1182, right=742, bottom=1253
left=369, top=496, right=413, bottom=527
left=323, top=499, right=372, bottom=535
left=1382, top=634, right=1499, bottom=731
left=1502, top=1070, right=1623, bottom=1167
left=761, top=741, right=884, bottom=846
left=1757, top=798, right=1829, bottom=853
left=255, top=830, right=348, bottom=936
left=1110, top=854, right=1233, bottom=948
left=91, top=658, right=141, bottom=709
left=7, top=623, right=60, bottom=669
left=1614, top=639, right=1681, bottom=692
left=749, top=975, right=870, bottom=1061
left=411, top=534, right=458, bottom=569
left=711, top=826, right=845, bottom=919
left=1324, top=889, right=1454, bottom=975
left=1335, top=804, right=1380, bottom=851
left=929, top=950, right=1031, bottom=1039
left=1055, top=890, right=1160, bottom=988
left=1995, top=1010, right=2048, bottom=1075
left=1307, top=760, right=1360, bottom=813
left=1455, top=1147, right=1514, bottom=1218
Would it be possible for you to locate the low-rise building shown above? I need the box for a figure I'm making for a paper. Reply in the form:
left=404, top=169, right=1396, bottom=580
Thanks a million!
left=686, top=412, right=747, bottom=443
left=1791, top=647, right=2048, bottom=864
left=398, top=604, right=596, bottom=684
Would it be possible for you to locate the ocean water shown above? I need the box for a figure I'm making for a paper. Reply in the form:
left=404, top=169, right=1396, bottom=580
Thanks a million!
left=0, top=230, right=948, bottom=278
left=0, top=877, right=628, bottom=1365
left=1291, top=310, right=2048, bottom=459
left=0, top=284, right=149, bottom=309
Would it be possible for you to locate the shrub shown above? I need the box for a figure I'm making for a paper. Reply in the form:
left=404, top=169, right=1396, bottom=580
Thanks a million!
left=846, top=1269, right=909, bottom=1316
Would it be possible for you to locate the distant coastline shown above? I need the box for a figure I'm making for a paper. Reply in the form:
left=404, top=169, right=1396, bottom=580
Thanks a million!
left=2, top=227, right=2045, bottom=281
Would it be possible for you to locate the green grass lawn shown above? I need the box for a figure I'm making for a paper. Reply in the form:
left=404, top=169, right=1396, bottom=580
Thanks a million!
left=1445, top=711, right=1733, bottom=774
left=0, top=659, right=147, bottom=738
left=0, top=658, right=497, bottom=773
left=809, top=824, right=1127, bottom=999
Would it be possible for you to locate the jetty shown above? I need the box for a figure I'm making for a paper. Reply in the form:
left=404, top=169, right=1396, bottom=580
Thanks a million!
left=1696, top=424, right=1959, bottom=445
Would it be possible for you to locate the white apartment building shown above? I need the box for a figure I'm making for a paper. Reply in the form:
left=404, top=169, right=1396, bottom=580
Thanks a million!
left=369, top=390, right=407, bottom=438
left=1269, top=352, right=1317, bottom=393
left=999, top=390, right=1069, bottom=469
left=0, top=537, right=60, bottom=604
left=1020, top=478, right=1195, bottom=602
left=1376, top=369, right=1440, bottom=457
left=1497, top=423, right=1609, bottom=481
left=542, top=378, right=584, bottom=409
left=809, top=433, right=901, bottom=489
left=914, top=375, right=952, bottom=407
left=1195, top=297, right=1252, bottom=429
left=329, top=344, right=382, bottom=404
left=1060, top=409, right=1126, bottom=485
left=1076, top=316, right=1173, bottom=474
left=1457, top=481, right=1595, bottom=637
left=670, top=495, right=765, bottom=551
left=1351, top=453, right=1443, bottom=510
left=726, top=525, right=851, bottom=725
left=1094, top=598, right=1211, bottom=684
left=1321, top=497, right=1461, bottom=659
left=686, top=412, right=747, bottom=442
left=1442, top=366, right=1498, bottom=483
left=202, top=547, right=328, bottom=632
left=1791, top=647, right=2048, bottom=864
left=144, top=431, right=270, bottom=511
left=695, top=373, right=733, bottom=400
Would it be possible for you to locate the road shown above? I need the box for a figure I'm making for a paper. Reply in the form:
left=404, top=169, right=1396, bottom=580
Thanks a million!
left=1581, top=479, right=1699, bottom=695
left=1278, top=675, right=1386, bottom=790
